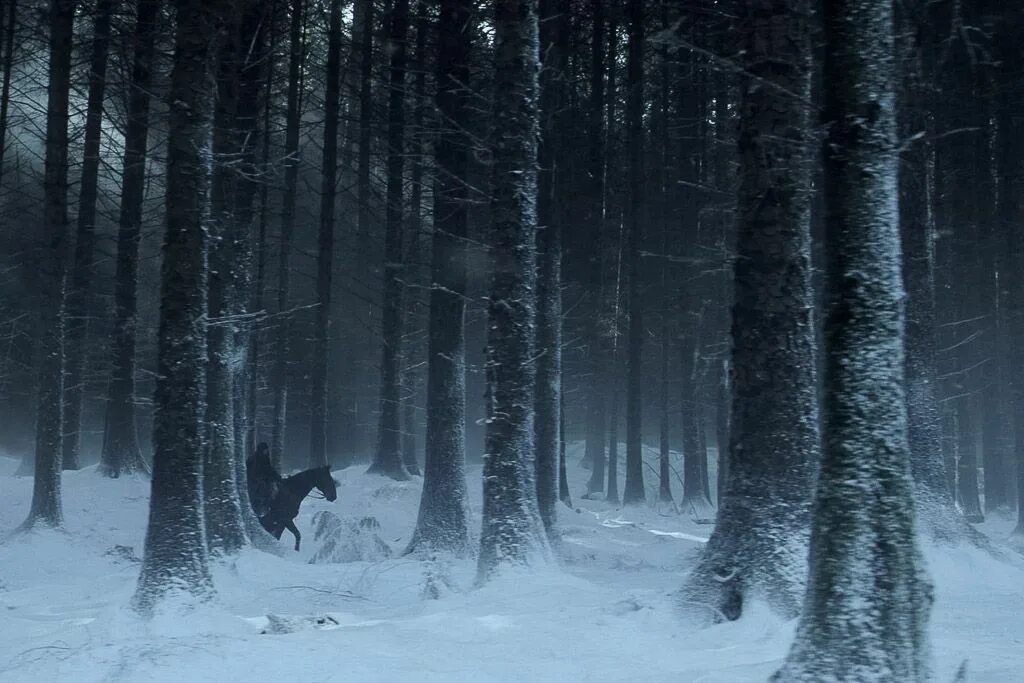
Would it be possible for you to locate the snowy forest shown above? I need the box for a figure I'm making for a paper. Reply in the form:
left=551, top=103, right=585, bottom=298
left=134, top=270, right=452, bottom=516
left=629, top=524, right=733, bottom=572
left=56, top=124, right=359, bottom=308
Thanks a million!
left=0, top=0, right=1022, bottom=680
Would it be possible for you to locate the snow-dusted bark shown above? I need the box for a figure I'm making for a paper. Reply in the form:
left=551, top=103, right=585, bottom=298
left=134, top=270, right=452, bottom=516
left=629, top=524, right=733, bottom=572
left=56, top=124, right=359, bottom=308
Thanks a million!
left=62, top=0, right=113, bottom=472
left=368, top=0, right=412, bottom=482
left=477, top=0, right=551, bottom=581
left=100, top=0, right=158, bottom=479
left=773, top=0, right=932, bottom=678
left=683, top=0, right=818, bottom=619
left=20, top=0, right=75, bottom=530
left=134, top=0, right=218, bottom=612
left=406, top=0, right=473, bottom=558
left=897, top=0, right=971, bottom=542
left=622, top=0, right=645, bottom=507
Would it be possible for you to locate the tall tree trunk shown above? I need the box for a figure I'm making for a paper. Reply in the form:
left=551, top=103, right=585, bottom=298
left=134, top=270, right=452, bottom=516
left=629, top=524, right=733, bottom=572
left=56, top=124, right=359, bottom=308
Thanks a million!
left=95, top=6, right=152, bottom=479
left=897, top=0, right=957, bottom=538
left=62, top=0, right=113, bottom=471
left=133, top=0, right=218, bottom=612
left=774, top=0, right=932, bottom=677
left=621, top=0, right=645, bottom=505
left=204, top=6, right=255, bottom=556
left=583, top=0, right=607, bottom=497
left=270, top=0, right=305, bottom=473
left=100, top=0, right=158, bottom=478
left=684, top=0, right=818, bottom=620
left=309, top=0, right=343, bottom=469
left=368, top=0, right=412, bottom=480
left=477, top=0, right=550, bottom=582
left=405, top=0, right=473, bottom=557
left=534, top=0, right=567, bottom=539
left=559, top=391, right=571, bottom=506
left=228, top=0, right=273, bottom=549
left=20, top=0, right=75, bottom=530
left=399, top=0, right=428, bottom=479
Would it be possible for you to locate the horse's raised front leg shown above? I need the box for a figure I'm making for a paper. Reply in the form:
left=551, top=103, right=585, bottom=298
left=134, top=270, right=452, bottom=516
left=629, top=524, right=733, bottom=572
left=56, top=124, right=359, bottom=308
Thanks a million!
left=285, top=520, right=301, bottom=551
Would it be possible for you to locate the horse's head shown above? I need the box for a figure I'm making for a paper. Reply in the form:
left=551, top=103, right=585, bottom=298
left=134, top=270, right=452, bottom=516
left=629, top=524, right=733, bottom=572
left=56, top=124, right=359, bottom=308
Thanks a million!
left=316, top=465, right=338, bottom=502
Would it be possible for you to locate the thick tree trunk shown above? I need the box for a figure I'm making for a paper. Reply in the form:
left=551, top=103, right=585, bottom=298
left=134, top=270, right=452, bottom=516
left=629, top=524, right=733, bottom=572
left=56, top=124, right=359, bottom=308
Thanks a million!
left=406, top=0, right=473, bottom=557
left=774, top=0, right=932, bottom=677
left=270, top=0, right=305, bottom=473
left=622, top=0, right=645, bottom=506
left=368, top=0, right=411, bottom=481
left=477, top=0, right=551, bottom=581
left=21, top=0, right=75, bottom=530
left=684, top=0, right=818, bottom=620
left=62, top=0, right=113, bottom=471
left=100, top=0, right=158, bottom=478
left=134, top=0, right=219, bottom=611
left=309, top=0, right=343, bottom=469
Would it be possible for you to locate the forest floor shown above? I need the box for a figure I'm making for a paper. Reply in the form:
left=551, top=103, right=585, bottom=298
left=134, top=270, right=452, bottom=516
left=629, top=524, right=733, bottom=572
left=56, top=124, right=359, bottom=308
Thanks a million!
left=1, top=445, right=1023, bottom=682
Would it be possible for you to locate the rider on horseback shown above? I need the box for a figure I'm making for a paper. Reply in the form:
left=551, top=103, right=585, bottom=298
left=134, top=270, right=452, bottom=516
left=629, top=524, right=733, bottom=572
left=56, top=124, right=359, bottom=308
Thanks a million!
left=246, top=442, right=281, bottom=521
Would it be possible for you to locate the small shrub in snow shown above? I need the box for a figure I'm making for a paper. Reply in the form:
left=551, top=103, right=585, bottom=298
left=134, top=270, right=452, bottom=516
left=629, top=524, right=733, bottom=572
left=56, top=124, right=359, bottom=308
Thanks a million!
left=308, top=511, right=393, bottom=564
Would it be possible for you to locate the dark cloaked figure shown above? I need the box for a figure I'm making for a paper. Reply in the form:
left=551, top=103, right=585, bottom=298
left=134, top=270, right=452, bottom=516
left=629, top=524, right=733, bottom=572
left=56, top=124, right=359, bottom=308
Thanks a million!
left=246, top=442, right=281, bottom=520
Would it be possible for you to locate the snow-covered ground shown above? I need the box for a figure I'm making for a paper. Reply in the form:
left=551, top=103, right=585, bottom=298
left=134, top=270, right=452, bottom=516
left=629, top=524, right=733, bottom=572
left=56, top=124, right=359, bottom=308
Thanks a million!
left=1, top=446, right=1022, bottom=682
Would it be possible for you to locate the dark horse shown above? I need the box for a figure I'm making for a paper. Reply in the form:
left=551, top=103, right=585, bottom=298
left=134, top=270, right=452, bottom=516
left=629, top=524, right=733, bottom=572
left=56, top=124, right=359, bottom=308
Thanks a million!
left=247, top=444, right=337, bottom=551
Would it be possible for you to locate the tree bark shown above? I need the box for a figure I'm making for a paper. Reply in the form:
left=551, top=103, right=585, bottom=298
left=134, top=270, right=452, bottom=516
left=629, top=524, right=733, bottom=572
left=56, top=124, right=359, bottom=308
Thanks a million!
left=406, top=0, right=474, bottom=557
left=270, top=0, right=305, bottom=473
left=368, top=0, right=412, bottom=481
left=622, top=0, right=645, bottom=506
left=534, top=0, right=567, bottom=539
left=684, top=0, right=818, bottom=620
left=774, top=0, right=932, bottom=677
left=134, top=0, right=219, bottom=612
left=308, top=0, right=343, bottom=469
left=477, top=0, right=551, bottom=582
left=21, top=0, right=75, bottom=530
left=583, top=0, right=607, bottom=497
left=100, top=0, right=158, bottom=478
left=62, top=0, right=113, bottom=471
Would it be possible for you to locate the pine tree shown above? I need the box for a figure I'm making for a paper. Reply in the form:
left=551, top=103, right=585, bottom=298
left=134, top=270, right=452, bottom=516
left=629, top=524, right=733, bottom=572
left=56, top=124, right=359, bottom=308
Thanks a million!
left=100, top=0, right=159, bottom=478
left=406, top=0, right=474, bottom=557
left=683, top=0, right=819, bottom=619
left=478, top=0, right=551, bottom=581
left=534, top=0, right=568, bottom=539
left=134, top=0, right=220, bottom=612
left=270, top=0, right=305, bottom=473
left=308, top=0, right=343, bottom=469
left=621, top=0, right=645, bottom=506
left=773, top=0, right=932, bottom=677
left=20, top=0, right=76, bottom=530
left=62, top=0, right=113, bottom=471
left=368, top=0, right=413, bottom=481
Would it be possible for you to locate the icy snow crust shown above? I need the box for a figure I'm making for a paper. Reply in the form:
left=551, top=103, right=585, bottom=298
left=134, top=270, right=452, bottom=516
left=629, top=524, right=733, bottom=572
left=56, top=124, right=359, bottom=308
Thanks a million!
left=1, top=447, right=1022, bottom=681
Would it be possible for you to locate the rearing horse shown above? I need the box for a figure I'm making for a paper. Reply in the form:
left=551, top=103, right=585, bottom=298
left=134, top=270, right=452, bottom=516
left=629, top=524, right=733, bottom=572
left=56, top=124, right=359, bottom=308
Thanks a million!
left=254, top=465, right=338, bottom=551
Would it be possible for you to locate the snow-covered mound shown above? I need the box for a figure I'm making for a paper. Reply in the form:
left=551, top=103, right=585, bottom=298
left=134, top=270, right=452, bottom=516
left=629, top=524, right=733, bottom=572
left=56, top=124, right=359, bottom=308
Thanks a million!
left=0, top=446, right=1022, bottom=682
